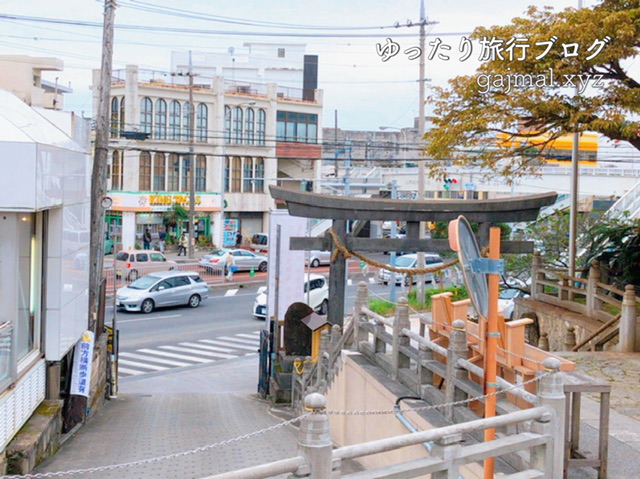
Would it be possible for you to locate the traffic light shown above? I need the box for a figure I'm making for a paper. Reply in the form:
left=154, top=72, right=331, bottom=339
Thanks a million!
left=443, top=178, right=458, bottom=190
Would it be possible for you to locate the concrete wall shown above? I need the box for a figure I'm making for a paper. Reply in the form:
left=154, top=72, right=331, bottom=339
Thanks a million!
left=326, top=352, right=483, bottom=477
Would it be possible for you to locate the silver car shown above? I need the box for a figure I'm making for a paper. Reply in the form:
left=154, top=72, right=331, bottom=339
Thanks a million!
left=116, top=270, right=209, bottom=314
left=199, top=248, right=268, bottom=273
left=378, top=253, right=444, bottom=286
left=306, top=250, right=331, bottom=268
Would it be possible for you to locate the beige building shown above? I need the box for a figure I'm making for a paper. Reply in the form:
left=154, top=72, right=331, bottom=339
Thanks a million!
left=96, top=56, right=323, bottom=250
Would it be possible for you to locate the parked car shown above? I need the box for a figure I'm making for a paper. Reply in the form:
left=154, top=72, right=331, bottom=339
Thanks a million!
left=306, top=250, right=331, bottom=268
left=114, top=250, right=177, bottom=281
left=498, top=288, right=529, bottom=320
left=116, top=270, right=209, bottom=313
left=199, top=248, right=268, bottom=273
left=249, top=233, right=269, bottom=254
left=253, top=273, right=329, bottom=319
left=378, top=253, right=443, bottom=286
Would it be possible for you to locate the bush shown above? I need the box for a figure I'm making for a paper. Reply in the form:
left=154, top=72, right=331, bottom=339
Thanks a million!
left=368, top=284, right=469, bottom=316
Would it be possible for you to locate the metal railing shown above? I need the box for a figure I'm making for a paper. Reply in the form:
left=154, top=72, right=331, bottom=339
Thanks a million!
left=106, top=262, right=224, bottom=293
left=608, top=179, right=640, bottom=218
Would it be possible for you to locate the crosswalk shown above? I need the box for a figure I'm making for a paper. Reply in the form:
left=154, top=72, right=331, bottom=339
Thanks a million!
left=118, top=331, right=261, bottom=377
left=347, top=277, right=377, bottom=286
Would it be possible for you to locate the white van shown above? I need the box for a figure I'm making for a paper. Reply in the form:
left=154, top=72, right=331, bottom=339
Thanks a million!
left=250, top=233, right=269, bottom=254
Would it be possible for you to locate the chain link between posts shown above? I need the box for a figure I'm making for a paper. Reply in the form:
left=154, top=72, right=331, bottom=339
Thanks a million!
left=1, top=415, right=308, bottom=479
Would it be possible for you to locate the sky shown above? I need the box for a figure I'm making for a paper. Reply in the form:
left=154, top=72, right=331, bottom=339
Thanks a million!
left=0, top=0, right=606, bottom=132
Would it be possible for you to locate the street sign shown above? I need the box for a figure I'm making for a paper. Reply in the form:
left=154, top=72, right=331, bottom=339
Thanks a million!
left=464, top=183, right=475, bottom=191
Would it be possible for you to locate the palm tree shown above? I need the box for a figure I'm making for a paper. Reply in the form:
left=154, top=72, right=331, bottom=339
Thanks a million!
left=163, top=203, right=189, bottom=237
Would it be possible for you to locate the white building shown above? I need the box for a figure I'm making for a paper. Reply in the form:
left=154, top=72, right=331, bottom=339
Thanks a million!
left=98, top=47, right=322, bottom=250
left=0, top=57, right=92, bottom=453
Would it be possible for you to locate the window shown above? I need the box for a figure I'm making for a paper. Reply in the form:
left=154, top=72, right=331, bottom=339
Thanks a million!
left=183, top=101, right=192, bottom=140
left=16, top=213, right=38, bottom=362
left=232, top=156, right=242, bottom=192
left=150, top=253, right=166, bottom=262
left=196, top=154, right=206, bottom=191
left=245, top=108, right=255, bottom=144
left=181, top=156, right=190, bottom=192
left=232, top=107, right=243, bottom=144
left=167, top=154, right=180, bottom=191
left=136, top=253, right=149, bottom=262
left=224, top=106, right=231, bottom=144
left=224, top=156, right=230, bottom=193
left=276, top=111, right=318, bottom=143
left=243, top=157, right=254, bottom=192
left=110, top=97, right=119, bottom=138
left=154, top=99, right=167, bottom=139
left=153, top=152, right=165, bottom=191
left=139, top=151, right=151, bottom=190
left=191, top=275, right=204, bottom=283
left=140, top=97, right=153, bottom=136
left=169, top=101, right=181, bottom=140
left=254, top=158, right=264, bottom=193
left=277, top=48, right=285, bottom=58
left=111, top=150, right=123, bottom=191
left=196, top=103, right=208, bottom=142
left=116, top=252, right=129, bottom=261
left=119, top=96, right=126, bottom=136
left=257, top=109, right=266, bottom=145
left=153, top=280, right=172, bottom=291
left=168, top=276, right=191, bottom=287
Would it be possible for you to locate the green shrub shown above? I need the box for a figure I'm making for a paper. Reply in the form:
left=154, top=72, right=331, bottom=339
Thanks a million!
left=368, top=284, right=469, bottom=316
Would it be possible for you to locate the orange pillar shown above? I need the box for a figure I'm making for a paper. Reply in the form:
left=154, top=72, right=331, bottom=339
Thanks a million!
left=483, top=226, right=501, bottom=478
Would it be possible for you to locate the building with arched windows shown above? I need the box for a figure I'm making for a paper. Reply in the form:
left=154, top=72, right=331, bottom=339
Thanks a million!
left=96, top=50, right=322, bottom=251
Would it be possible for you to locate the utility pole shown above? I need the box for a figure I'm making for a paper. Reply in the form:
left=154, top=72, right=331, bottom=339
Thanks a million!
left=88, top=0, right=116, bottom=329
left=416, top=0, right=427, bottom=305
left=389, top=180, right=398, bottom=303
left=187, top=51, right=196, bottom=259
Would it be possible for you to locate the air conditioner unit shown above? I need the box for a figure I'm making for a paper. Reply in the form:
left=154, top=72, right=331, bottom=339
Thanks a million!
left=237, top=85, right=251, bottom=93
left=277, top=92, right=284, bottom=98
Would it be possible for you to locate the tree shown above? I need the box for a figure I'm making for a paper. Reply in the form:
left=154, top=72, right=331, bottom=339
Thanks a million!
left=163, top=203, right=189, bottom=233
left=425, top=1, right=640, bottom=181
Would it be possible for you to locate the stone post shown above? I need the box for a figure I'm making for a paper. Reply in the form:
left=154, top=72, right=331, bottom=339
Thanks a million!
left=302, top=355, right=314, bottom=395
left=417, top=342, right=435, bottom=391
left=328, top=324, right=342, bottom=382
left=316, top=329, right=330, bottom=392
left=619, top=284, right=637, bottom=353
left=391, top=297, right=411, bottom=380
left=538, top=332, right=550, bottom=352
left=431, top=433, right=463, bottom=479
left=352, top=281, right=369, bottom=349
left=294, top=394, right=333, bottom=479
left=563, top=325, right=576, bottom=351
left=531, top=251, right=542, bottom=298
left=445, top=319, right=469, bottom=420
left=586, top=260, right=601, bottom=318
left=536, top=358, right=566, bottom=478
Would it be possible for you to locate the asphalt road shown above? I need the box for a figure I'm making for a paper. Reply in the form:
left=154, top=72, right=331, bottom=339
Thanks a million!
left=106, top=263, right=406, bottom=381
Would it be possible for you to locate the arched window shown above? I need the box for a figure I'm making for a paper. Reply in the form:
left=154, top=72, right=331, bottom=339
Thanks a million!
left=119, top=97, right=126, bottom=137
left=169, top=101, right=181, bottom=140
left=196, top=154, right=206, bottom=191
left=224, top=156, right=230, bottom=193
left=232, top=107, right=243, bottom=144
left=167, top=153, right=180, bottom=191
left=243, top=157, right=254, bottom=192
left=254, top=158, right=265, bottom=193
left=111, top=150, right=123, bottom=190
left=232, top=156, right=242, bottom=192
left=139, top=151, right=152, bottom=190
left=196, top=103, right=208, bottom=142
left=181, top=155, right=190, bottom=192
left=245, top=108, right=255, bottom=145
left=182, top=101, right=191, bottom=140
left=257, top=109, right=266, bottom=145
left=140, top=97, right=153, bottom=136
left=153, top=152, right=165, bottom=191
left=110, top=97, right=119, bottom=138
left=154, top=99, right=167, bottom=139
left=224, top=106, right=231, bottom=144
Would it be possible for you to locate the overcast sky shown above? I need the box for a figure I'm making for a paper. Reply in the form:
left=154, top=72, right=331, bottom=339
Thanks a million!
left=1, top=0, right=602, bottom=131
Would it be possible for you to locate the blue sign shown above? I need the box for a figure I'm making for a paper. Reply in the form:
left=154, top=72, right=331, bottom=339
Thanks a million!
left=464, top=183, right=475, bottom=191
left=223, top=219, right=238, bottom=247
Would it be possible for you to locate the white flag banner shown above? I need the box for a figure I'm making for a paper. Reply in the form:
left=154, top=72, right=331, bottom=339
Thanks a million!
left=70, top=331, right=95, bottom=398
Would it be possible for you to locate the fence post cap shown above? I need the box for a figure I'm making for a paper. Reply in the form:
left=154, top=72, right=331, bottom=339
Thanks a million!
left=543, top=357, right=561, bottom=371
left=304, top=393, right=326, bottom=410
left=358, top=281, right=368, bottom=287
left=625, top=284, right=636, bottom=293
left=452, top=319, right=466, bottom=330
left=398, top=296, right=408, bottom=305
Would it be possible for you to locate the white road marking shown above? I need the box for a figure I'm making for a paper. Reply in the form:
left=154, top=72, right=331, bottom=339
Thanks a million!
left=224, top=289, right=239, bottom=297
left=118, top=359, right=168, bottom=371
left=347, top=279, right=353, bottom=286
left=160, top=345, right=235, bottom=359
left=369, top=277, right=376, bottom=284
left=139, top=348, right=212, bottom=363
left=217, top=336, right=260, bottom=346
left=199, top=339, right=259, bottom=351
left=179, top=342, right=237, bottom=356
left=118, top=367, right=145, bottom=376
left=120, top=352, right=191, bottom=367
left=118, top=314, right=182, bottom=324
left=237, top=332, right=262, bottom=339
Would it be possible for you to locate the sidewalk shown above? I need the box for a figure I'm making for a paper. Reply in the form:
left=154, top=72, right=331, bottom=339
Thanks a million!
left=35, top=356, right=302, bottom=479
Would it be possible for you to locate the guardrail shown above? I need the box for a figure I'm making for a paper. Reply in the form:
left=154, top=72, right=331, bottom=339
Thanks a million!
left=105, top=262, right=224, bottom=293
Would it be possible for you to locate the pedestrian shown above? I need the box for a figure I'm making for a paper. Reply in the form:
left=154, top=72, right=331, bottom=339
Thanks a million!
left=143, top=228, right=152, bottom=250
left=235, top=231, right=243, bottom=248
left=178, top=233, right=187, bottom=256
left=226, top=251, right=235, bottom=281
left=158, top=227, right=166, bottom=253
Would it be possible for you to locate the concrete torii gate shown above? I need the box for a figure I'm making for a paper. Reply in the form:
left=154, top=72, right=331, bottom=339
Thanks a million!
left=269, top=186, right=557, bottom=327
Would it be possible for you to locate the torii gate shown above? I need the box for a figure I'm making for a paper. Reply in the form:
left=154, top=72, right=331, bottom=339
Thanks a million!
left=269, top=186, right=557, bottom=327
